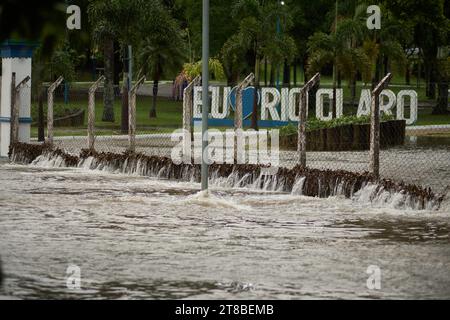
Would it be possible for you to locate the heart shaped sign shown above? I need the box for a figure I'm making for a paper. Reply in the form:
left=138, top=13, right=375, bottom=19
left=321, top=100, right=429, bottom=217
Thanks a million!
left=228, top=86, right=260, bottom=120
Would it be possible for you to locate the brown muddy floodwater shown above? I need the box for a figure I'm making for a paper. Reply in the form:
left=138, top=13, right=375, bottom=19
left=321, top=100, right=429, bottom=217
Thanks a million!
left=0, top=162, right=449, bottom=299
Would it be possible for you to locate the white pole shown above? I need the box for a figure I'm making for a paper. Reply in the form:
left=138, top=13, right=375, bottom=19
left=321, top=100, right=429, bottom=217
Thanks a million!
left=201, top=0, right=209, bottom=191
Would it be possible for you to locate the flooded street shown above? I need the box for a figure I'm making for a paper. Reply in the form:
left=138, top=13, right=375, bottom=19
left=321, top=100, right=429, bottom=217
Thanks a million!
left=0, top=163, right=449, bottom=299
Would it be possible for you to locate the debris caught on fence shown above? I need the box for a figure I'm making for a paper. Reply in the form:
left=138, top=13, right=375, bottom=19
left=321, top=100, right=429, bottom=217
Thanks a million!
left=9, top=142, right=445, bottom=210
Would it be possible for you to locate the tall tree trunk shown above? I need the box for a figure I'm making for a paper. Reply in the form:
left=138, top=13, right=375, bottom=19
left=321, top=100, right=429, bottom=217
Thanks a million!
left=121, top=72, right=129, bottom=134
left=372, top=53, right=383, bottom=89
left=113, top=41, right=121, bottom=97
left=251, top=57, right=260, bottom=130
left=283, top=60, right=290, bottom=87
left=429, top=65, right=437, bottom=100
left=405, top=63, right=410, bottom=86
left=332, top=59, right=337, bottom=119
left=302, top=55, right=309, bottom=84
left=38, top=86, right=45, bottom=142
left=433, top=75, right=449, bottom=115
left=264, top=58, right=268, bottom=86
left=293, top=59, right=297, bottom=86
left=150, top=77, right=159, bottom=118
left=350, top=76, right=357, bottom=108
left=383, top=55, right=389, bottom=75
left=102, top=37, right=115, bottom=122
left=269, top=63, right=275, bottom=86
left=424, top=54, right=437, bottom=99
left=417, top=59, right=421, bottom=88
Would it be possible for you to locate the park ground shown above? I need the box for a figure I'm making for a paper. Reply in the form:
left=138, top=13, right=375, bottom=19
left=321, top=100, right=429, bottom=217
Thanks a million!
left=31, top=74, right=450, bottom=138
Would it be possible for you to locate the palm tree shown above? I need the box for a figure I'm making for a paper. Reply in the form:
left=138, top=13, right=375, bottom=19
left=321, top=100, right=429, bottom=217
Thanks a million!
left=138, top=9, right=186, bottom=118
left=361, top=9, right=407, bottom=88
left=224, top=0, right=297, bottom=129
left=220, top=34, right=248, bottom=86
left=434, top=56, right=450, bottom=115
left=88, top=0, right=148, bottom=129
left=88, top=0, right=118, bottom=122
left=308, top=17, right=370, bottom=117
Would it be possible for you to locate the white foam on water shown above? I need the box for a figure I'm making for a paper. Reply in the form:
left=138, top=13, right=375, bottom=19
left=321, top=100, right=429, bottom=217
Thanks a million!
left=352, top=182, right=442, bottom=211
left=31, top=154, right=66, bottom=168
left=439, top=192, right=450, bottom=213
left=20, top=152, right=448, bottom=212
left=180, top=190, right=251, bottom=211
left=291, top=177, right=306, bottom=195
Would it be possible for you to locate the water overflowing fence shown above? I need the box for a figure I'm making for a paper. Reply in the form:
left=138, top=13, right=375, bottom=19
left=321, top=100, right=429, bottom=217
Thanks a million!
left=7, top=72, right=450, bottom=208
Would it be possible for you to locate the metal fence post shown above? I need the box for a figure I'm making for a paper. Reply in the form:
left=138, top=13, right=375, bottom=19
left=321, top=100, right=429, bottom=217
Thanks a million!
left=370, top=73, right=392, bottom=179
left=234, top=73, right=254, bottom=163
left=297, top=73, right=320, bottom=167
left=87, top=76, right=105, bottom=150
left=47, top=76, right=64, bottom=145
left=128, top=76, right=146, bottom=153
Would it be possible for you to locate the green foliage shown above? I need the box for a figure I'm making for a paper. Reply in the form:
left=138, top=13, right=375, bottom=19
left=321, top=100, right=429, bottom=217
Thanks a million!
left=220, top=0, right=297, bottom=83
left=31, top=104, right=81, bottom=124
left=183, top=58, right=226, bottom=80
left=88, top=0, right=152, bottom=49
left=137, top=2, right=187, bottom=81
left=308, top=16, right=372, bottom=82
left=49, top=41, right=79, bottom=82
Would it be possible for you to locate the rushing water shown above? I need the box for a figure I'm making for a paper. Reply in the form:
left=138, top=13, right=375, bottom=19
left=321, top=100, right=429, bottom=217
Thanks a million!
left=0, top=161, right=449, bottom=299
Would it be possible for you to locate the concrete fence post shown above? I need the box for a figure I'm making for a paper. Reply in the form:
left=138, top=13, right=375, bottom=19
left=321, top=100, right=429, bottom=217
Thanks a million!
left=128, top=76, right=146, bottom=152
left=46, top=76, right=64, bottom=145
left=182, top=76, right=201, bottom=134
left=370, top=73, right=392, bottom=179
left=87, top=76, right=105, bottom=150
left=234, top=73, right=254, bottom=164
left=9, top=73, right=16, bottom=146
left=182, top=76, right=200, bottom=162
left=297, top=73, right=320, bottom=167
left=10, top=75, right=31, bottom=146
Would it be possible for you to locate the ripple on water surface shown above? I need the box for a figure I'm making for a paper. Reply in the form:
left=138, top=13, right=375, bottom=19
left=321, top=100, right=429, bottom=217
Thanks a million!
left=0, top=164, right=449, bottom=299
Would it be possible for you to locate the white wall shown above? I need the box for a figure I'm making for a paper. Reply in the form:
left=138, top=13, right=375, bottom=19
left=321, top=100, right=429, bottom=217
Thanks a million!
left=0, top=58, right=32, bottom=157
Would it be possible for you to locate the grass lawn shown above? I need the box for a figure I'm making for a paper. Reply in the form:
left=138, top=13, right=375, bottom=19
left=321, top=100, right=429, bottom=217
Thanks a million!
left=415, top=111, right=450, bottom=126
left=31, top=96, right=183, bottom=138
left=31, top=89, right=449, bottom=138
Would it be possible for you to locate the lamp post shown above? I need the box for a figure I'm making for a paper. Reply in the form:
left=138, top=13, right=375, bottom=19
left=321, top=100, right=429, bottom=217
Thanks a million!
left=332, top=0, right=338, bottom=118
left=201, top=0, right=210, bottom=191
left=276, top=1, right=285, bottom=90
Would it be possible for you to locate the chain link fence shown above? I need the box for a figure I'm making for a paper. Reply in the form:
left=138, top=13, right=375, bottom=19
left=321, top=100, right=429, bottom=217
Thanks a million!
left=29, top=76, right=450, bottom=195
